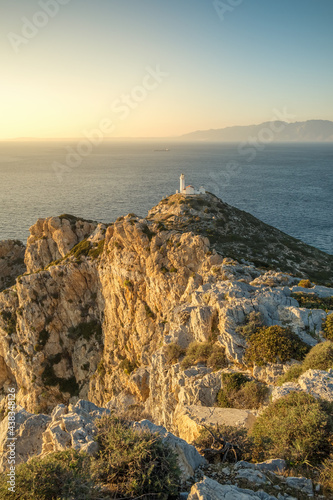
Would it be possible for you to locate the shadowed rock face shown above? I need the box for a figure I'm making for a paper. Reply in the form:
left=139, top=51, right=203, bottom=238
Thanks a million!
left=0, top=196, right=332, bottom=434
left=0, top=240, right=26, bottom=292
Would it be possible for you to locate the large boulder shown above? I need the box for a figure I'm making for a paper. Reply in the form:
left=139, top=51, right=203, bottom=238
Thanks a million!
left=0, top=406, right=51, bottom=472
left=174, top=405, right=256, bottom=443
left=42, top=400, right=110, bottom=456
left=188, top=476, right=278, bottom=500
left=191, top=461, right=314, bottom=499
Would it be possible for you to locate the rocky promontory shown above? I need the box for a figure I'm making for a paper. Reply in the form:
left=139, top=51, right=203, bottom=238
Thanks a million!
left=0, top=193, right=333, bottom=498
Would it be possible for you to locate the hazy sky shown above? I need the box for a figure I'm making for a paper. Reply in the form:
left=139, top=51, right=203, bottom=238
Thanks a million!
left=1, top=0, right=333, bottom=139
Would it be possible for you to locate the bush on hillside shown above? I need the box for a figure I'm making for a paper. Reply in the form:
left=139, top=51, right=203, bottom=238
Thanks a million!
left=291, top=292, right=333, bottom=310
left=278, top=341, right=333, bottom=385
left=250, top=391, right=333, bottom=464
left=164, top=343, right=186, bottom=365
left=323, top=314, right=333, bottom=341
left=235, top=311, right=265, bottom=339
left=217, top=373, right=268, bottom=410
left=320, top=455, right=333, bottom=495
left=181, top=342, right=227, bottom=371
left=244, top=325, right=309, bottom=366
left=0, top=449, right=99, bottom=500
left=91, top=415, right=180, bottom=499
left=298, top=279, right=312, bottom=288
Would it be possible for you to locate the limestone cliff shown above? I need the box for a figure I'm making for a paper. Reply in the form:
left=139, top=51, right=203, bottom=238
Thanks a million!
left=0, top=194, right=332, bottom=435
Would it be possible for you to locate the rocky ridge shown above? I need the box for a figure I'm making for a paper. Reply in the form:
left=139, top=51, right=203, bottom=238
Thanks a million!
left=0, top=193, right=333, bottom=497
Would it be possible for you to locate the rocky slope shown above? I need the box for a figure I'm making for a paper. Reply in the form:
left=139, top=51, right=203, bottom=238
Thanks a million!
left=0, top=192, right=333, bottom=497
left=148, top=193, right=333, bottom=285
left=0, top=193, right=332, bottom=421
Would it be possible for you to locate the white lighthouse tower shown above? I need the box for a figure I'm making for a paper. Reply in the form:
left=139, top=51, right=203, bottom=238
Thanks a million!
left=176, top=173, right=206, bottom=195
left=180, top=173, right=185, bottom=193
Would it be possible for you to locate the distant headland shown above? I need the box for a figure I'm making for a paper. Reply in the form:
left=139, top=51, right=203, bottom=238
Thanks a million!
left=179, top=119, right=333, bottom=142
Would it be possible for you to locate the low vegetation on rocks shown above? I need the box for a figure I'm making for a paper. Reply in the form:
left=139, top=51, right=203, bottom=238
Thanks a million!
left=278, top=341, right=333, bottom=384
left=298, top=279, right=313, bottom=288
left=91, top=415, right=180, bottom=498
left=180, top=341, right=227, bottom=371
left=250, top=391, right=333, bottom=464
left=0, top=417, right=181, bottom=500
left=291, top=292, right=333, bottom=310
left=323, top=313, right=333, bottom=341
left=217, top=372, right=268, bottom=410
left=164, top=342, right=186, bottom=365
left=235, top=311, right=265, bottom=339
left=0, top=449, right=99, bottom=500
left=70, top=239, right=91, bottom=261
left=244, top=325, right=310, bottom=366
left=320, top=454, right=333, bottom=495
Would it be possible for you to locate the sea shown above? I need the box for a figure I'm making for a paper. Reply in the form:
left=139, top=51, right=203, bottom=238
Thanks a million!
left=0, top=141, right=332, bottom=255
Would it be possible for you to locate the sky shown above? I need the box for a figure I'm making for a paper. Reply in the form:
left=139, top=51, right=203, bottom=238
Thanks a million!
left=1, top=0, right=333, bottom=139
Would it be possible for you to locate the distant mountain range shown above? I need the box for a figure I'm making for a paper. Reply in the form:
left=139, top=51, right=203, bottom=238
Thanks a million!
left=180, top=120, right=333, bottom=142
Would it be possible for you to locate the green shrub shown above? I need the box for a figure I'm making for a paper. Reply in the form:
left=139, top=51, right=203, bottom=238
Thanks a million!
left=206, top=346, right=228, bottom=371
left=320, top=455, right=333, bottom=495
left=91, top=415, right=180, bottom=498
left=217, top=373, right=267, bottom=410
left=235, top=311, right=265, bottom=339
left=181, top=342, right=211, bottom=369
left=164, top=343, right=186, bottom=365
left=88, top=239, right=105, bottom=259
left=298, top=279, right=312, bottom=288
left=323, top=314, right=333, bottom=341
left=277, top=364, right=304, bottom=385
left=0, top=449, right=99, bottom=500
left=70, top=239, right=91, bottom=260
left=181, top=342, right=227, bottom=370
left=250, top=391, right=333, bottom=464
left=291, top=292, right=333, bottom=310
left=244, top=325, right=309, bottom=366
left=278, top=341, right=333, bottom=385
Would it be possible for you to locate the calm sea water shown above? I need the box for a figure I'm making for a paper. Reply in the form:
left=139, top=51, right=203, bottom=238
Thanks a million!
left=0, top=141, right=332, bottom=255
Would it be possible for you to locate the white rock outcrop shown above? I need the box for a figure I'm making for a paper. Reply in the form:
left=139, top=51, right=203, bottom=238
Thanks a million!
left=188, top=476, right=278, bottom=500
left=272, top=369, right=333, bottom=403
